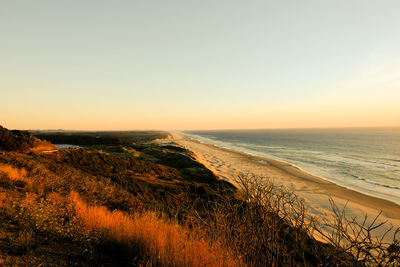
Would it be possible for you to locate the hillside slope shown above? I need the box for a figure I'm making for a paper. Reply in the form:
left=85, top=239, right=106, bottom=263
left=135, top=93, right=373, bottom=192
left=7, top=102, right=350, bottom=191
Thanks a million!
left=1, top=125, right=398, bottom=266
left=0, top=126, right=240, bottom=266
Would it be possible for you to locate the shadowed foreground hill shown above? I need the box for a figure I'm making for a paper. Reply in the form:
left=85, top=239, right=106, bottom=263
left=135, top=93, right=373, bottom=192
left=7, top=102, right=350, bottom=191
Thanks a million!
left=0, top=125, right=399, bottom=266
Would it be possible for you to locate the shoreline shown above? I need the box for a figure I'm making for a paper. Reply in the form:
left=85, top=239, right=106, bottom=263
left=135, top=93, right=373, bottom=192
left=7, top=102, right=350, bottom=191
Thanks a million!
left=170, top=131, right=400, bottom=230
left=182, top=132, right=400, bottom=205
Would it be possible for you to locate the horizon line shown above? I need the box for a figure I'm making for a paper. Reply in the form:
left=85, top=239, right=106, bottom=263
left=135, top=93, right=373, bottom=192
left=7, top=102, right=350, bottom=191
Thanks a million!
left=17, top=124, right=400, bottom=132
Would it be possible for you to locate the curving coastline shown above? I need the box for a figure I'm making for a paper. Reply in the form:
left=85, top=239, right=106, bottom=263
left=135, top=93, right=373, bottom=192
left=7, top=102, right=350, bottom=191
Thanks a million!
left=171, top=131, right=400, bottom=232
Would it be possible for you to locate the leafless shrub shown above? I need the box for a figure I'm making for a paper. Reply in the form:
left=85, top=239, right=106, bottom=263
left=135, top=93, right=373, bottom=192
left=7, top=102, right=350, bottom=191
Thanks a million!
left=315, top=199, right=400, bottom=266
left=191, top=173, right=400, bottom=266
left=188, top=173, right=321, bottom=266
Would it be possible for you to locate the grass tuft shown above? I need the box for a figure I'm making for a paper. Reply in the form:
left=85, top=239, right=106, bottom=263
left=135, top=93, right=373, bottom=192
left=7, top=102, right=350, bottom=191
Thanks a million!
left=0, top=163, right=30, bottom=188
left=69, top=191, right=242, bottom=266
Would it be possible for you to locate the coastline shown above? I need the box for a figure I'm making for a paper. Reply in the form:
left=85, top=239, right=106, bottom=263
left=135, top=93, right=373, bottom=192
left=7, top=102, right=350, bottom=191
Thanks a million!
left=170, top=131, right=400, bottom=231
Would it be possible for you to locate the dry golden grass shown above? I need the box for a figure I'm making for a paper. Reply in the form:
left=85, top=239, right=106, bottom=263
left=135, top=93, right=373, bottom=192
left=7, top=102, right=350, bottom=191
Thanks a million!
left=29, top=143, right=57, bottom=152
left=0, top=163, right=31, bottom=187
left=0, top=163, right=27, bottom=180
left=69, top=191, right=242, bottom=266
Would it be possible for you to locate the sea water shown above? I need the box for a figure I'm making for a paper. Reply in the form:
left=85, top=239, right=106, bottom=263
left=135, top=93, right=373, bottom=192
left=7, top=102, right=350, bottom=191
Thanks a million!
left=183, top=128, right=400, bottom=205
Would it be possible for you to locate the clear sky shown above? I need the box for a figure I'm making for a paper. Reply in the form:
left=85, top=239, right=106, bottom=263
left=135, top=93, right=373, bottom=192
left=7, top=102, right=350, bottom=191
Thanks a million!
left=1, top=0, right=400, bottom=130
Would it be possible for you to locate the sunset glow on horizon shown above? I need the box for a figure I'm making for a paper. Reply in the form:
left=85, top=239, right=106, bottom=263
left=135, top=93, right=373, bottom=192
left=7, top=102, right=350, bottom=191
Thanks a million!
left=2, top=1, right=400, bottom=131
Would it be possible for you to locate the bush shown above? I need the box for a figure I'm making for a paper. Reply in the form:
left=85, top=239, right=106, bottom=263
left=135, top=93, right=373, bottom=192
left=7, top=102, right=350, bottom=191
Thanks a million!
left=189, top=173, right=400, bottom=266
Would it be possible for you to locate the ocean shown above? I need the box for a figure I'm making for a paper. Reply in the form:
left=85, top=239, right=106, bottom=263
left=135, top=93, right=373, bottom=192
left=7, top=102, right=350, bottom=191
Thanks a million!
left=182, top=128, right=400, bottom=205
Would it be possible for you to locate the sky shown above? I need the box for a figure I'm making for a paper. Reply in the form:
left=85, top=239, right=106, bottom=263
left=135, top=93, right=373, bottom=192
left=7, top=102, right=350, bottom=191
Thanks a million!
left=1, top=0, right=400, bottom=130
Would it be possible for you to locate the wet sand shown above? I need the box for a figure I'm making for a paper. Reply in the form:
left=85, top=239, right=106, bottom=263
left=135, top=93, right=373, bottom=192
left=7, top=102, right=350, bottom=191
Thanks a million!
left=171, top=132, right=400, bottom=235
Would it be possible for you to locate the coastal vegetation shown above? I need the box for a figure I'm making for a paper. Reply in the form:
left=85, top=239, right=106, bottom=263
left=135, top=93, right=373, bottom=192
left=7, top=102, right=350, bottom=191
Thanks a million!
left=0, top=126, right=56, bottom=152
left=0, top=125, right=399, bottom=266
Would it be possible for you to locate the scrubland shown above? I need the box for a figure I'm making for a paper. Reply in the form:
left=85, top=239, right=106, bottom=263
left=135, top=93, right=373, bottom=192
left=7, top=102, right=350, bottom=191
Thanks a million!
left=0, top=126, right=399, bottom=266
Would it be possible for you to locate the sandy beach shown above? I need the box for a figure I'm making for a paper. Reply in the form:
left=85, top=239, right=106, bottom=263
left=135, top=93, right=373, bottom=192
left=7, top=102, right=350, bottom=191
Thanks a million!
left=171, top=132, right=400, bottom=237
